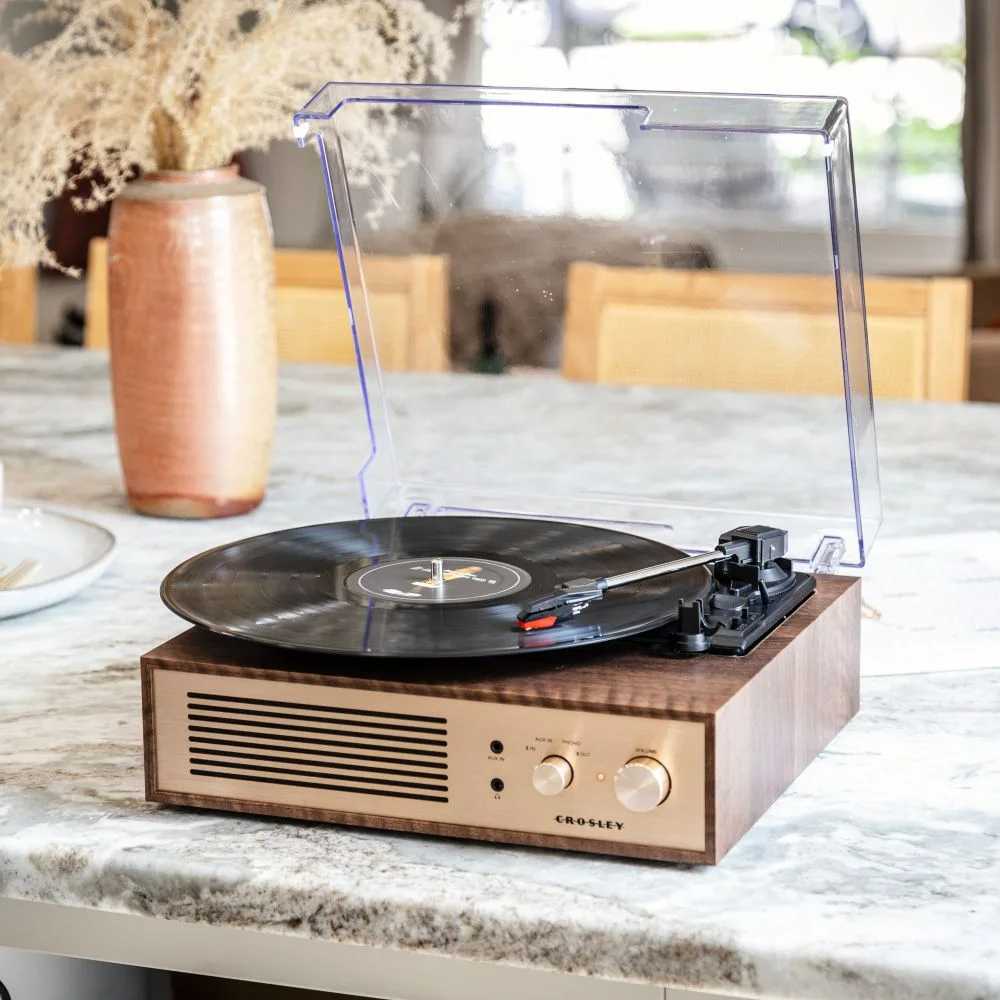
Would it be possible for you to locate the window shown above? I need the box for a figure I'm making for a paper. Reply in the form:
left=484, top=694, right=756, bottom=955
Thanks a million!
left=480, top=0, right=965, bottom=273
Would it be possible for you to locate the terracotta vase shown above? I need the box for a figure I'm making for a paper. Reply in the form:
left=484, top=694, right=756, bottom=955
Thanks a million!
left=108, top=165, right=276, bottom=518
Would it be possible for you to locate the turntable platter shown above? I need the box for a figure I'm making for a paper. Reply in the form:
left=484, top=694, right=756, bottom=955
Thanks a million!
left=161, top=516, right=713, bottom=658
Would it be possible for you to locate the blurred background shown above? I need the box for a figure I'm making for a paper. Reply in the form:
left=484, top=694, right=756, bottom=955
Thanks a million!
left=260, top=0, right=969, bottom=273
left=11, top=0, right=1000, bottom=402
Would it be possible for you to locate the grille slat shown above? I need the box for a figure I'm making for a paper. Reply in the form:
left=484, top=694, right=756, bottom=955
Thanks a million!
left=188, top=690, right=445, bottom=724
left=189, top=770, right=449, bottom=804
left=188, top=740, right=447, bottom=773
left=189, top=757, right=449, bottom=792
left=188, top=724, right=448, bottom=758
left=186, top=690, right=449, bottom=804
left=187, top=713, right=447, bottom=746
left=188, top=735, right=447, bottom=769
left=185, top=702, right=446, bottom=735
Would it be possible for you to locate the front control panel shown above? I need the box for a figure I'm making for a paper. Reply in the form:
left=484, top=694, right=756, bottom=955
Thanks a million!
left=152, top=668, right=707, bottom=854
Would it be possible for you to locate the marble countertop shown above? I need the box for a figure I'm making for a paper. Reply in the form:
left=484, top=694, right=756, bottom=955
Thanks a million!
left=1, top=346, right=998, bottom=1000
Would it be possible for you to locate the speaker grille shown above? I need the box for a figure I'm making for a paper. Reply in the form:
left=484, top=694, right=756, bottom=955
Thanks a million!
left=186, top=690, right=449, bottom=803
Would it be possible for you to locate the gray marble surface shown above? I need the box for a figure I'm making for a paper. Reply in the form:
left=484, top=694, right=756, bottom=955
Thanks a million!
left=1, top=346, right=999, bottom=999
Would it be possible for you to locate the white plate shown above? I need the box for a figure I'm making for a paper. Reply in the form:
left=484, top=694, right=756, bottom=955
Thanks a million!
left=0, top=506, right=116, bottom=619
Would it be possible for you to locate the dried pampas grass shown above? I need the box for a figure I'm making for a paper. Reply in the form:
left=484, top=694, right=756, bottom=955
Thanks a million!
left=0, top=0, right=459, bottom=269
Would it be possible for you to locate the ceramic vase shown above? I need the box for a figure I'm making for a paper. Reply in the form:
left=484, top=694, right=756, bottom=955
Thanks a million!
left=108, top=165, right=276, bottom=518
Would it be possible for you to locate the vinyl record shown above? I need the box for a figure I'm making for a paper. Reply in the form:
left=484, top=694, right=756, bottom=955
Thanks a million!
left=161, top=516, right=713, bottom=658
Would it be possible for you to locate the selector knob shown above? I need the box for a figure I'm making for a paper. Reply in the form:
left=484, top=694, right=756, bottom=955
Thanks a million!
left=532, top=755, right=574, bottom=796
left=614, top=756, right=671, bottom=812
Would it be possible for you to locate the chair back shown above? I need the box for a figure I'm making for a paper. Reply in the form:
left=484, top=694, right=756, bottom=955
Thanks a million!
left=0, top=267, right=37, bottom=345
left=562, top=263, right=970, bottom=401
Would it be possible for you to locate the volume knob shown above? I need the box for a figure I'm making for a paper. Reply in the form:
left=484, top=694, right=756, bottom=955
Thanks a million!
left=614, top=756, right=671, bottom=812
left=532, top=755, right=574, bottom=796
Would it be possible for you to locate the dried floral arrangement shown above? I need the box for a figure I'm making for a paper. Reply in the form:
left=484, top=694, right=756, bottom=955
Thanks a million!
left=0, top=0, right=459, bottom=270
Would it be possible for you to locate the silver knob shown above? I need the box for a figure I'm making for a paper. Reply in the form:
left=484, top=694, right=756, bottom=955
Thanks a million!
left=614, top=756, right=671, bottom=812
left=532, top=755, right=574, bottom=796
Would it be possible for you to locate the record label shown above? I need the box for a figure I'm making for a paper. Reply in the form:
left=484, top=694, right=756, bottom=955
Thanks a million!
left=345, top=556, right=530, bottom=604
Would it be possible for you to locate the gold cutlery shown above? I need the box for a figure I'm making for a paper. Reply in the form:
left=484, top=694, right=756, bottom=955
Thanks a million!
left=0, top=560, right=39, bottom=590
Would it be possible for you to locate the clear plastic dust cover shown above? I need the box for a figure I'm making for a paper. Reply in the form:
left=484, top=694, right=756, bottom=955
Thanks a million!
left=293, top=84, right=881, bottom=569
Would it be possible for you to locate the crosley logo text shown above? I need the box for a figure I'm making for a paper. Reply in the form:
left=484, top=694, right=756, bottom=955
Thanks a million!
left=555, top=814, right=624, bottom=831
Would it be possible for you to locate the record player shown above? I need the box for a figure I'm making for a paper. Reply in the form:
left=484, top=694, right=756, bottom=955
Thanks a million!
left=141, top=85, right=881, bottom=864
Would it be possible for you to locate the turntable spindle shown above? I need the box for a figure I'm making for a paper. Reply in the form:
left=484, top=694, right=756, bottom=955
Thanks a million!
left=431, top=558, right=444, bottom=587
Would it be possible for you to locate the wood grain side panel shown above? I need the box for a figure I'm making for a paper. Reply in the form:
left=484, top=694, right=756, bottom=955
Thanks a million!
left=140, top=660, right=159, bottom=800
left=702, top=714, right=718, bottom=865
left=713, top=577, right=861, bottom=859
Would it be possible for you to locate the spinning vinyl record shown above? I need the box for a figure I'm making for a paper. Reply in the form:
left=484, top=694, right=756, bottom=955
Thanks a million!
left=161, top=516, right=713, bottom=658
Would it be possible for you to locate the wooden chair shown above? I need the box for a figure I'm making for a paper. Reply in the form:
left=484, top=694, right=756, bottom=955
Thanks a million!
left=85, top=240, right=449, bottom=371
left=0, top=267, right=38, bottom=345
left=562, top=263, right=971, bottom=401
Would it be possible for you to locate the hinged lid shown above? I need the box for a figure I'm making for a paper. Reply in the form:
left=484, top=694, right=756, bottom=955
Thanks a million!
left=294, top=84, right=881, bottom=568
